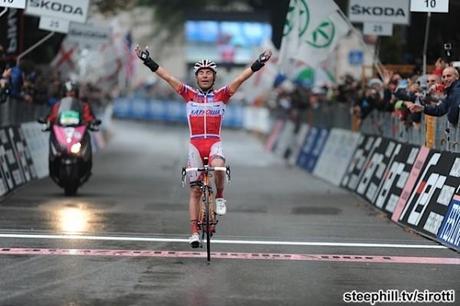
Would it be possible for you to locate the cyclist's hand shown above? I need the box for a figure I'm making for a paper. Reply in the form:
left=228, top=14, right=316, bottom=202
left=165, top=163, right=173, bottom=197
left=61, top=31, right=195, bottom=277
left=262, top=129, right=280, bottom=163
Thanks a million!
left=251, top=49, right=272, bottom=72
left=135, top=45, right=160, bottom=72
left=135, top=44, right=150, bottom=62
left=258, top=50, right=272, bottom=64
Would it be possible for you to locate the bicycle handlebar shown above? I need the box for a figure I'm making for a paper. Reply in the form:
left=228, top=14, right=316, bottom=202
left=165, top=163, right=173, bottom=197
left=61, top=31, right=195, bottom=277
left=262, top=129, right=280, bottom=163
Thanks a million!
left=183, top=166, right=228, bottom=172
left=181, top=166, right=231, bottom=187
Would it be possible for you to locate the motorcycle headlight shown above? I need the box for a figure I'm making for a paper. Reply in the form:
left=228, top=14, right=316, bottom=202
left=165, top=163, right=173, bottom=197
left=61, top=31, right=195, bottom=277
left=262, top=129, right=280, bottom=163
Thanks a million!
left=70, top=142, right=81, bottom=154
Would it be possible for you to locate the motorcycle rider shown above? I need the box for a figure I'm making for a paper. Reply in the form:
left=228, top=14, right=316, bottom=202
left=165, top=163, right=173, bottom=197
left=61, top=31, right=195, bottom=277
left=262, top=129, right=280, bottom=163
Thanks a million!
left=46, top=81, right=96, bottom=125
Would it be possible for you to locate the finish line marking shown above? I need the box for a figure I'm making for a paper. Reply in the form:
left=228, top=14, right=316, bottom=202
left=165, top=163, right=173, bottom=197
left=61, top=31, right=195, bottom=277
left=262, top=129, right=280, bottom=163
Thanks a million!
left=0, top=247, right=458, bottom=265
left=0, top=233, right=448, bottom=249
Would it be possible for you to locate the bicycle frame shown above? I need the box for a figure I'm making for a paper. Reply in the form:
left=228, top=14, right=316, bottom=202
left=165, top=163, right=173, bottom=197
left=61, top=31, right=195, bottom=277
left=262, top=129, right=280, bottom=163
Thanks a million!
left=182, top=160, right=230, bottom=263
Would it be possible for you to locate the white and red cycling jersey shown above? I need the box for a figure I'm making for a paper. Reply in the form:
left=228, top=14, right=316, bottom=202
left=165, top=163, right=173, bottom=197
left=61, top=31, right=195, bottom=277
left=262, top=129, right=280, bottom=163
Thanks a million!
left=177, top=83, right=232, bottom=182
left=177, top=83, right=232, bottom=139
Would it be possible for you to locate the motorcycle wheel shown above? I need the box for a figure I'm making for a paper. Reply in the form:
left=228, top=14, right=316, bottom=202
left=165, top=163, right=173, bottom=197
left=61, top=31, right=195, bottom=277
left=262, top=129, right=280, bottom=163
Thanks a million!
left=64, top=184, right=78, bottom=196
left=63, top=164, right=79, bottom=196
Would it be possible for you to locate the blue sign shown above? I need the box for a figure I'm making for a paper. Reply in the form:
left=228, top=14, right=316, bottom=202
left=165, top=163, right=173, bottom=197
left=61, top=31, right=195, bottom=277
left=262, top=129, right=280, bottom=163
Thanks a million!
left=348, top=50, right=363, bottom=66
left=297, top=128, right=329, bottom=172
left=437, top=195, right=460, bottom=251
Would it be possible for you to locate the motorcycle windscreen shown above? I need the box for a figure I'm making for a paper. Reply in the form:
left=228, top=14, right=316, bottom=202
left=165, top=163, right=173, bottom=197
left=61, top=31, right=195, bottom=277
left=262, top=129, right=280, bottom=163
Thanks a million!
left=57, top=97, right=83, bottom=126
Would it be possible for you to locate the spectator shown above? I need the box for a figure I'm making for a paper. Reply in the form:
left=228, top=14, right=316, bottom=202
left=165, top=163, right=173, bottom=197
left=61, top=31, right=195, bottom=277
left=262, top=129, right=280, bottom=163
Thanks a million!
left=432, top=58, right=447, bottom=77
left=0, top=67, right=10, bottom=104
left=8, top=64, right=23, bottom=99
left=407, top=67, right=460, bottom=125
left=0, top=44, right=5, bottom=73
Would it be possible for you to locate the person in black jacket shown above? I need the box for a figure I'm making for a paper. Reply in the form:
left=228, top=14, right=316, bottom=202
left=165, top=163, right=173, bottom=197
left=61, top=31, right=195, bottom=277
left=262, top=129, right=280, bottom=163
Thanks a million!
left=407, top=67, right=460, bottom=125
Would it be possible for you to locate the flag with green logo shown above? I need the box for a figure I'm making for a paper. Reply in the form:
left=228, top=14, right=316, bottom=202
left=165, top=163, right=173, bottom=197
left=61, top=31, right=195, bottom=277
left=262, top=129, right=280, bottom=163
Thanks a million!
left=279, top=0, right=349, bottom=72
left=295, top=10, right=350, bottom=67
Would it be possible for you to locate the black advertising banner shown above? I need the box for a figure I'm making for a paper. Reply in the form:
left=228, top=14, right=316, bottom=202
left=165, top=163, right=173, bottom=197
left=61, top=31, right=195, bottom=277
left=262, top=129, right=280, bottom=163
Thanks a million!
left=0, top=8, right=23, bottom=58
left=341, top=135, right=379, bottom=192
left=374, top=144, right=420, bottom=215
left=7, top=126, right=37, bottom=182
left=356, top=138, right=397, bottom=203
left=0, top=127, right=16, bottom=192
left=398, top=151, right=460, bottom=239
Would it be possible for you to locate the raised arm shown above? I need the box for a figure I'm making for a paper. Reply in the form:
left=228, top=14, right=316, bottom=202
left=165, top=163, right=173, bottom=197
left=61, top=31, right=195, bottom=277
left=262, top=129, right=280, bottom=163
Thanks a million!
left=135, top=45, right=182, bottom=92
left=227, top=50, right=272, bottom=95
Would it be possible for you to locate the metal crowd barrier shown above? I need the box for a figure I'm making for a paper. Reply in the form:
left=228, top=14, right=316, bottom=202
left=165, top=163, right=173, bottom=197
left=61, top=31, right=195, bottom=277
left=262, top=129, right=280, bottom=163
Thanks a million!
left=1, top=97, right=110, bottom=129
left=0, top=97, right=48, bottom=127
left=360, top=110, right=460, bottom=153
left=297, top=102, right=460, bottom=153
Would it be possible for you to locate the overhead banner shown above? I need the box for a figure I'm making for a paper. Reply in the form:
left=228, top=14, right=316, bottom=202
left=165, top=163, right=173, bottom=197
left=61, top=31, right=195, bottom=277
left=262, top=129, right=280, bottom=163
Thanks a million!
left=398, top=151, right=460, bottom=239
left=25, top=0, right=90, bottom=23
left=348, top=0, right=410, bottom=25
left=374, top=144, right=420, bottom=214
left=0, top=0, right=26, bottom=9
left=67, top=22, right=111, bottom=49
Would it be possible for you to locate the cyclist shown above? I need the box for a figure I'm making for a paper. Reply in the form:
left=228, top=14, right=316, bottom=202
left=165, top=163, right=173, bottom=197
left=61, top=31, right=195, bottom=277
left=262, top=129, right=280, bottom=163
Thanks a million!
left=46, top=81, right=96, bottom=125
left=135, top=45, right=272, bottom=247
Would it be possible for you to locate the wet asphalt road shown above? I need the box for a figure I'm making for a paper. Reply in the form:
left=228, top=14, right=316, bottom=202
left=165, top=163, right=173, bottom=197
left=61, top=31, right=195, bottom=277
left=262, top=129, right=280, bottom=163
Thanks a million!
left=0, top=120, right=458, bottom=306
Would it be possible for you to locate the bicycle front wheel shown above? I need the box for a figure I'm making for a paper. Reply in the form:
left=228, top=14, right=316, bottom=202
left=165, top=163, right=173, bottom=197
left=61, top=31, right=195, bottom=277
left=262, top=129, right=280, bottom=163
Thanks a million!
left=204, top=189, right=211, bottom=262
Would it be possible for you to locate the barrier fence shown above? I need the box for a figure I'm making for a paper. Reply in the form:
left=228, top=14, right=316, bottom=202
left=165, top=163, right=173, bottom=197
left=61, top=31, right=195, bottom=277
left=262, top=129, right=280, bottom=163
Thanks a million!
left=266, top=119, right=460, bottom=252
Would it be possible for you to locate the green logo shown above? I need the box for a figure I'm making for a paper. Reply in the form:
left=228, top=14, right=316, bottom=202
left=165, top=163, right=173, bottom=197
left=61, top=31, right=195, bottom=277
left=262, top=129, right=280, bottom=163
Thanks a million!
left=283, top=0, right=309, bottom=38
left=306, top=19, right=335, bottom=48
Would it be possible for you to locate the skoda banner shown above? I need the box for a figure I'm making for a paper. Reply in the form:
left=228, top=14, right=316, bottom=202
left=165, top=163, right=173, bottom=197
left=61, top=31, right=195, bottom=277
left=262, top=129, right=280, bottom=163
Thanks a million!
left=348, top=0, right=410, bottom=25
left=25, top=0, right=90, bottom=23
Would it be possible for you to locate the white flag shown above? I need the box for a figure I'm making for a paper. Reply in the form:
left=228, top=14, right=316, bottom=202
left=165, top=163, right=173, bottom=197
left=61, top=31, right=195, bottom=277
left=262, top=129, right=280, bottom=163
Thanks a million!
left=295, top=10, right=351, bottom=68
left=279, top=0, right=339, bottom=73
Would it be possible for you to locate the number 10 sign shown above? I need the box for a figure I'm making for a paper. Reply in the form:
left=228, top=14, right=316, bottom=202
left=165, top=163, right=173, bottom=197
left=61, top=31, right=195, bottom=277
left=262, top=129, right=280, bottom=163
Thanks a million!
left=410, top=0, right=449, bottom=13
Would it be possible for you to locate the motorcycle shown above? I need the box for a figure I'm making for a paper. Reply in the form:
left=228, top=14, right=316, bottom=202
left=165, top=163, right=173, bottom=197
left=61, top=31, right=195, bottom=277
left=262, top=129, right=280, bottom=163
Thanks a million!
left=39, top=97, right=101, bottom=196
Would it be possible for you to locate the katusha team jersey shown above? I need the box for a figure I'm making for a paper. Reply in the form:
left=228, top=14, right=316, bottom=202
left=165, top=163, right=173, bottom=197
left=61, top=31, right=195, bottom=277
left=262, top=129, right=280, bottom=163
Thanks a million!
left=177, top=83, right=232, bottom=139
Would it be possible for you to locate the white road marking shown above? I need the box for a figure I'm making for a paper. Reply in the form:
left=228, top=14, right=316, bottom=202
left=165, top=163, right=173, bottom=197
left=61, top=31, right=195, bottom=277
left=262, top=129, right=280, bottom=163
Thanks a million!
left=0, top=233, right=447, bottom=249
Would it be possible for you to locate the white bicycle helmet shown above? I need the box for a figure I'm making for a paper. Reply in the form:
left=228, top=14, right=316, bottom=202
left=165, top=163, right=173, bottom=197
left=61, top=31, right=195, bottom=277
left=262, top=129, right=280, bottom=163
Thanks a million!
left=194, top=59, right=217, bottom=74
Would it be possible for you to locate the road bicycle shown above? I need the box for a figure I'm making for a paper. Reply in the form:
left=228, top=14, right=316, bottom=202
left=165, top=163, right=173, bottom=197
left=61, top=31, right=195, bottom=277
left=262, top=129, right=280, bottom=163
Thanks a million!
left=182, top=157, right=231, bottom=263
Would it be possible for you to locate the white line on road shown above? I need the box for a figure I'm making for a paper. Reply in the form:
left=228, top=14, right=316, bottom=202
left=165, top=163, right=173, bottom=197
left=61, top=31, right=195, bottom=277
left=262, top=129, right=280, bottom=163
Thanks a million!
left=0, top=233, right=447, bottom=249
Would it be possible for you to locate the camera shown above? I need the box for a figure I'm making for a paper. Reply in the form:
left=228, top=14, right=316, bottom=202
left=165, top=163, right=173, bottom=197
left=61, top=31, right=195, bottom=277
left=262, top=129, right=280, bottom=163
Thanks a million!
left=443, top=42, right=453, bottom=58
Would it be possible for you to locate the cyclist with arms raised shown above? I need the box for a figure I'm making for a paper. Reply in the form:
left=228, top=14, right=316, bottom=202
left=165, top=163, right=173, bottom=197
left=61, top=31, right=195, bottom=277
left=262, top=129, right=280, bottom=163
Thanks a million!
left=135, top=45, right=272, bottom=247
